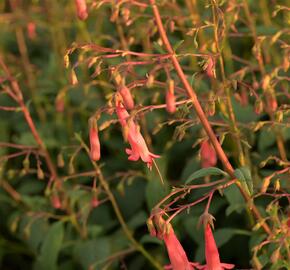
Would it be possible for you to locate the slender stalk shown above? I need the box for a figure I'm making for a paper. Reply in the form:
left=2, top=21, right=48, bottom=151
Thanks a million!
left=149, top=0, right=272, bottom=236
left=0, top=56, right=60, bottom=187
left=77, top=138, right=163, bottom=270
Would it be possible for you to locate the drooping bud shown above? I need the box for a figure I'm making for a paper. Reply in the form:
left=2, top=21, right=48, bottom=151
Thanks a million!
left=166, top=79, right=176, bottom=114
left=51, top=194, right=62, bottom=209
left=91, top=192, right=100, bottom=208
left=55, top=92, right=65, bottom=112
left=267, top=92, right=278, bottom=112
left=206, top=57, right=216, bottom=78
left=200, top=139, right=217, bottom=168
left=74, top=0, right=88, bottom=20
left=118, top=85, right=134, bottom=110
left=27, top=22, right=36, bottom=40
left=89, top=118, right=101, bottom=161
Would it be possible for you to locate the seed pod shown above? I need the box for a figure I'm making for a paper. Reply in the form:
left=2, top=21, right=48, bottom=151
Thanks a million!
left=75, top=0, right=88, bottom=20
left=166, top=79, right=176, bottom=114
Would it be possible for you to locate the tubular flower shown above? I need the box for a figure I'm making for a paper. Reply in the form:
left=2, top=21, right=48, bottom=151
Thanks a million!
left=200, top=139, right=217, bottom=168
left=126, top=120, right=160, bottom=169
left=202, top=224, right=234, bottom=270
left=118, top=85, right=135, bottom=110
left=74, top=0, right=88, bottom=20
left=166, top=79, right=176, bottom=114
left=151, top=216, right=197, bottom=270
left=89, top=118, right=101, bottom=161
left=116, top=101, right=160, bottom=169
left=163, top=226, right=195, bottom=270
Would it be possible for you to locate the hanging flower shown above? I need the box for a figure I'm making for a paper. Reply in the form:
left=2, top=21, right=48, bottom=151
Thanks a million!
left=150, top=215, right=198, bottom=270
left=200, top=139, right=217, bottom=168
left=202, top=224, right=234, bottom=270
left=89, top=118, right=101, bottom=161
left=166, top=79, right=176, bottom=114
left=116, top=100, right=160, bottom=169
left=126, top=120, right=160, bottom=169
left=74, top=0, right=88, bottom=20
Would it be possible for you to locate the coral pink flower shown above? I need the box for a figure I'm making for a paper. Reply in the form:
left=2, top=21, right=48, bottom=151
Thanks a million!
left=202, top=224, right=234, bottom=270
left=163, top=227, right=194, bottom=270
left=126, top=121, right=160, bottom=169
left=118, top=86, right=135, bottom=110
left=166, top=80, right=176, bottom=114
left=200, top=140, right=217, bottom=168
left=116, top=101, right=160, bottom=169
left=74, top=0, right=88, bottom=20
left=89, top=119, right=101, bottom=161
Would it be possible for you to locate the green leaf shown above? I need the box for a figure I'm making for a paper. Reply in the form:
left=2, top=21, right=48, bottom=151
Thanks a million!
left=185, top=167, right=229, bottom=184
left=173, top=40, right=184, bottom=51
left=153, top=42, right=165, bottom=54
left=224, top=185, right=245, bottom=215
left=234, top=167, right=253, bottom=196
left=34, top=221, right=64, bottom=270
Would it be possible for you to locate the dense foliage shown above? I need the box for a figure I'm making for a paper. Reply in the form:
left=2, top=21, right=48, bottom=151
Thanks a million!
left=0, top=1, right=289, bottom=269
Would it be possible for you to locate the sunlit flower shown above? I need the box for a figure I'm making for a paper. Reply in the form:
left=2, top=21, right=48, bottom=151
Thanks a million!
left=126, top=120, right=160, bottom=169
left=202, top=224, right=234, bottom=270
left=116, top=100, right=160, bottom=169
left=74, top=0, right=88, bottom=20
left=200, top=139, right=217, bottom=168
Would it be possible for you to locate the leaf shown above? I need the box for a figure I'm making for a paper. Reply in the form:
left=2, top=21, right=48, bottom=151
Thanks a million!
left=185, top=167, right=229, bottom=184
left=34, top=221, right=64, bottom=270
left=173, top=40, right=184, bottom=51
left=153, top=42, right=165, bottom=54
left=234, top=167, right=253, bottom=196
left=73, top=238, right=110, bottom=269
left=224, top=185, right=245, bottom=215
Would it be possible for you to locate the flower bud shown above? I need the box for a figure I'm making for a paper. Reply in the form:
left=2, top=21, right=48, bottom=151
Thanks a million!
left=267, top=92, right=278, bottom=112
left=51, top=194, right=62, bottom=209
left=166, top=79, right=176, bottom=114
left=118, top=86, right=134, bottom=110
left=27, top=22, right=36, bottom=40
left=89, top=118, right=101, bottom=161
left=206, top=57, right=216, bottom=78
left=91, top=194, right=100, bottom=208
left=75, top=0, right=88, bottom=20
left=200, top=139, right=217, bottom=168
